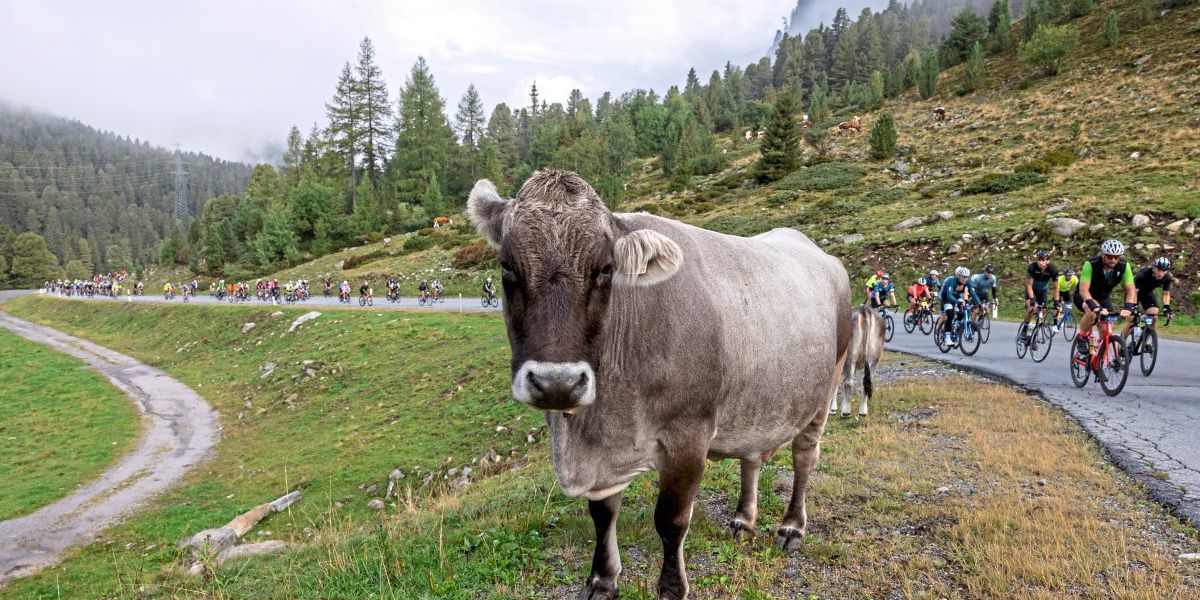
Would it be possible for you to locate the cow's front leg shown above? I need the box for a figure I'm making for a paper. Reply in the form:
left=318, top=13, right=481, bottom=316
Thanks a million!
left=655, top=445, right=706, bottom=599
left=728, top=456, right=761, bottom=541
left=776, top=409, right=828, bottom=552
left=584, top=493, right=623, bottom=600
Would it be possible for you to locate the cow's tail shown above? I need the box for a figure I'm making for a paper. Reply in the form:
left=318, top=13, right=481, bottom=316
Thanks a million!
left=862, top=361, right=873, bottom=400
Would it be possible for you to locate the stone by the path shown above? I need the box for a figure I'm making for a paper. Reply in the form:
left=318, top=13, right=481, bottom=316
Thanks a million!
left=216, top=541, right=288, bottom=566
left=287, top=311, right=321, bottom=333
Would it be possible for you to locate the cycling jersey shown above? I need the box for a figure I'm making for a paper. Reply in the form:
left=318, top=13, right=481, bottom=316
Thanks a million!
left=1026, top=262, right=1058, bottom=291
left=872, top=281, right=894, bottom=298
left=359, top=285, right=370, bottom=295
left=1056, top=275, right=1079, bottom=294
left=940, top=276, right=981, bottom=305
left=907, top=284, right=928, bottom=299
left=1080, top=256, right=1134, bottom=300
left=1133, top=267, right=1172, bottom=293
left=968, top=273, right=997, bottom=302
left=865, top=275, right=879, bottom=290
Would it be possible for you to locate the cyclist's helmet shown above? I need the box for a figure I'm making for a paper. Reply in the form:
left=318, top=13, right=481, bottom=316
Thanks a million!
left=929, top=269, right=940, bottom=276
left=1035, top=249, right=1051, bottom=259
left=954, top=266, right=970, bottom=278
left=1154, top=257, right=1171, bottom=270
left=983, top=263, right=994, bottom=274
left=1065, top=267, right=1075, bottom=276
left=918, top=277, right=927, bottom=285
left=881, top=272, right=891, bottom=280
left=1100, top=239, right=1125, bottom=256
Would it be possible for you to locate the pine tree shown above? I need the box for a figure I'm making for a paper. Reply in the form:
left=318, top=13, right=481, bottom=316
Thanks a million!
left=254, top=208, right=300, bottom=269
left=1019, top=24, right=1080, bottom=76
left=355, top=37, right=392, bottom=194
left=856, top=16, right=884, bottom=81
left=988, top=0, right=1009, bottom=34
left=941, top=8, right=987, bottom=67
left=962, top=41, right=985, bottom=94
left=1022, top=3, right=1046, bottom=41
left=9, top=232, right=59, bottom=286
left=868, top=71, right=885, bottom=109
left=919, top=51, right=940, bottom=99
left=454, top=84, right=486, bottom=183
left=281, top=126, right=304, bottom=185
left=1137, top=0, right=1154, bottom=27
left=1069, top=0, right=1095, bottom=18
left=393, top=57, right=455, bottom=212
left=829, top=25, right=859, bottom=88
left=485, top=103, right=519, bottom=182
left=1102, top=10, right=1119, bottom=47
left=325, top=62, right=361, bottom=212
left=755, top=90, right=801, bottom=183
left=808, top=83, right=830, bottom=124
left=994, top=10, right=1012, bottom=53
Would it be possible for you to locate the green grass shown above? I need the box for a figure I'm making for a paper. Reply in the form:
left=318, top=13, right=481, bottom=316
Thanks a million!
left=0, top=327, right=140, bottom=520
left=0, top=296, right=522, bottom=599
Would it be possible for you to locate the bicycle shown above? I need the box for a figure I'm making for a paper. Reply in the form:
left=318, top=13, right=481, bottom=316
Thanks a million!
left=902, top=300, right=931, bottom=334
left=1054, top=304, right=1076, bottom=342
left=481, top=291, right=499, bottom=308
left=1126, top=307, right=1170, bottom=377
left=418, top=291, right=430, bottom=306
left=876, top=305, right=895, bottom=342
left=934, top=302, right=981, bottom=356
left=1070, top=314, right=1129, bottom=396
left=338, top=291, right=351, bottom=305
left=975, top=300, right=994, bottom=344
left=1016, top=304, right=1053, bottom=362
left=359, top=294, right=373, bottom=307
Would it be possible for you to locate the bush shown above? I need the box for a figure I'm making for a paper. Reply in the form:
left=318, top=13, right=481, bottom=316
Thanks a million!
left=452, top=240, right=497, bottom=270
left=1069, top=0, right=1094, bottom=19
left=776, top=162, right=867, bottom=192
left=1015, top=160, right=1052, bottom=174
left=862, top=187, right=909, bottom=206
left=1043, top=148, right=1077, bottom=168
left=402, top=235, right=434, bottom=253
left=769, top=191, right=801, bottom=204
left=1019, top=25, right=1080, bottom=76
left=342, top=250, right=388, bottom=270
left=961, top=172, right=1047, bottom=195
left=453, top=222, right=475, bottom=235
left=1102, top=10, right=1119, bottom=47
left=364, top=231, right=384, bottom=244
left=868, top=112, right=898, bottom=160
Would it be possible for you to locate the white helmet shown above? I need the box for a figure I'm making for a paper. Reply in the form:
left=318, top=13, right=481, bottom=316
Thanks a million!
left=954, top=266, right=970, bottom=278
left=1100, top=239, right=1125, bottom=256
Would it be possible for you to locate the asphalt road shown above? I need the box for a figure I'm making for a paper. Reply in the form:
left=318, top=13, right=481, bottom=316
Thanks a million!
left=37, top=289, right=503, bottom=312
left=886, top=313, right=1200, bottom=525
left=0, top=298, right=218, bottom=582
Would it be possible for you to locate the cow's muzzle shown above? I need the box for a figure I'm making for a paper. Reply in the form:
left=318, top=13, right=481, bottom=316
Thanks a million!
left=512, top=360, right=596, bottom=411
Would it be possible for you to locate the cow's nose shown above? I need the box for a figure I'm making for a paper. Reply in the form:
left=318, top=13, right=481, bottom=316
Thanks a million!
left=514, top=361, right=596, bottom=409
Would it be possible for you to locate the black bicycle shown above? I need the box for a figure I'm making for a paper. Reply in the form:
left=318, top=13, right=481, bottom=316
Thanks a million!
left=934, top=303, right=981, bottom=356
left=1016, top=304, right=1053, bottom=363
left=1126, top=307, right=1170, bottom=376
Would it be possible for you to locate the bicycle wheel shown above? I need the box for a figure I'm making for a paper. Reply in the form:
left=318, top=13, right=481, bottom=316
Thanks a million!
left=1030, top=324, right=1053, bottom=363
left=920, top=311, right=934, bottom=335
left=903, top=309, right=917, bottom=333
left=979, top=313, right=991, bottom=344
left=883, top=314, right=894, bottom=342
left=359, top=297, right=366, bottom=306
left=1015, top=323, right=1029, bottom=359
left=1099, top=335, right=1129, bottom=396
left=481, top=295, right=489, bottom=307
left=1139, top=327, right=1158, bottom=376
left=934, top=320, right=951, bottom=353
left=1061, top=311, right=1076, bottom=342
left=960, top=318, right=981, bottom=356
left=1069, top=335, right=1090, bottom=388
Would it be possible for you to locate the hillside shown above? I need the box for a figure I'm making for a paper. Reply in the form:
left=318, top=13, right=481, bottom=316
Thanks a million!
left=0, top=102, right=250, bottom=271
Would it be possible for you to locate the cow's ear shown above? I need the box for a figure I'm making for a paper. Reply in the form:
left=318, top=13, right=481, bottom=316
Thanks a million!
left=468, top=179, right=508, bottom=249
left=612, top=229, right=683, bottom=288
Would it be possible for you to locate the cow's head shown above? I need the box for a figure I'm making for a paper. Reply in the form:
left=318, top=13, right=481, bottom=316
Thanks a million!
left=468, top=171, right=682, bottom=412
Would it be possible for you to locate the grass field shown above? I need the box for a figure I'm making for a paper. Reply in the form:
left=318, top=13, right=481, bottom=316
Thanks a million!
left=0, top=326, right=140, bottom=521
left=2, top=297, right=1198, bottom=598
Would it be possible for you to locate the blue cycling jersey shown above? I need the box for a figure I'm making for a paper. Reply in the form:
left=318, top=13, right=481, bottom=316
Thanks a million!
left=872, top=281, right=894, bottom=297
left=940, top=276, right=981, bottom=305
left=968, top=273, right=997, bottom=301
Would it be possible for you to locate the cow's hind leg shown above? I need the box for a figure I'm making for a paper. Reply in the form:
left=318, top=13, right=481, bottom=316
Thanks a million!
left=654, top=444, right=706, bottom=600
left=728, top=455, right=762, bottom=541
left=776, top=409, right=829, bottom=552
left=584, top=493, right=623, bottom=600
left=840, top=367, right=855, bottom=417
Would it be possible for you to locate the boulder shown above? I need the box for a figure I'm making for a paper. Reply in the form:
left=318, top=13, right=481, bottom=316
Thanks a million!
left=1047, top=217, right=1086, bottom=237
left=947, top=244, right=962, bottom=255
left=893, top=216, right=925, bottom=230
left=1187, top=222, right=1197, bottom=235
left=1129, top=151, right=1142, bottom=160
left=931, top=210, right=955, bottom=221
left=1089, top=224, right=1105, bottom=232
left=836, top=233, right=865, bottom=244
left=367, top=499, right=386, bottom=510
left=179, top=527, right=237, bottom=554
left=334, top=260, right=345, bottom=270
left=1132, top=54, right=1152, bottom=69
left=888, top=161, right=910, bottom=175
left=241, top=322, right=256, bottom=333
left=1131, top=214, right=1151, bottom=227
left=1166, top=219, right=1188, bottom=233
left=287, top=311, right=321, bottom=333
left=216, top=541, right=288, bottom=566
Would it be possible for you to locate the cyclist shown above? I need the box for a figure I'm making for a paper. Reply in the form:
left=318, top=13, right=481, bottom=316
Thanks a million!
left=359, top=281, right=372, bottom=302
left=432, top=278, right=444, bottom=301
left=864, top=270, right=883, bottom=304
left=324, top=277, right=334, bottom=297
left=339, top=280, right=351, bottom=302
left=937, top=266, right=981, bottom=348
left=927, top=269, right=942, bottom=293
left=482, top=276, right=497, bottom=301
left=1023, top=250, right=1059, bottom=340
left=870, top=273, right=897, bottom=310
left=418, top=279, right=430, bottom=302
left=1074, top=239, right=1137, bottom=357
left=163, top=281, right=174, bottom=298
left=906, top=277, right=931, bottom=310
left=1128, top=257, right=1174, bottom=336
left=968, top=264, right=999, bottom=321
left=1053, top=267, right=1079, bottom=333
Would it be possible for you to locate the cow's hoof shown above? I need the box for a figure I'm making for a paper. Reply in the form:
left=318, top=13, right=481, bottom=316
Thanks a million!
left=840, top=412, right=851, bottom=418
left=858, top=411, right=868, bottom=418
left=582, top=578, right=618, bottom=600
left=774, top=526, right=805, bottom=553
left=727, top=519, right=755, bottom=542
left=657, top=577, right=688, bottom=600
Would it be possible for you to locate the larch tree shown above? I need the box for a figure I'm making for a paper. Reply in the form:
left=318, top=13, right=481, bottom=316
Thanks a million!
left=354, top=37, right=393, bottom=195
left=756, top=89, right=801, bottom=182
left=393, top=57, right=455, bottom=213
left=325, top=62, right=361, bottom=212
left=454, top=83, right=487, bottom=185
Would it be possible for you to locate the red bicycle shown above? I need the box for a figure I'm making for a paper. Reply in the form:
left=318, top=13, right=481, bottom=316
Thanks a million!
left=1069, top=314, right=1129, bottom=396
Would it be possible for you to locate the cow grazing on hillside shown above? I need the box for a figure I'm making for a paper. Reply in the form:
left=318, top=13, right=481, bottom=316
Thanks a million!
left=830, top=306, right=884, bottom=418
left=802, top=113, right=813, bottom=129
left=933, top=106, right=947, bottom=122
left=837, top=115, right=861, bottom=134
left=468, top=170, right=850, bottom=599
left=432, top=216, right=453, bottom=228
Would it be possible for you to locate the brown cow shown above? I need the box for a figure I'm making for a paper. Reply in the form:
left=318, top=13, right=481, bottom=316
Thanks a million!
left=933, top=106, right=947, bottom=122
left=432, top=216, right=453, bottom=228
left=836, top=115, right=861, bottom=134
left=468, top=170, right=850, bottom=599
left=829, top=306, right=884, bottom=418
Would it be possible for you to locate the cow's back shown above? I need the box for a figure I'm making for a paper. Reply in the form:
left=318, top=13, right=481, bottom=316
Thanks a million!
left=610, top=215, right=849, bottom=457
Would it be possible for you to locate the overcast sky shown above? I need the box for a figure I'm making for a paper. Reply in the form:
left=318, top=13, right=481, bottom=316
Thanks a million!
left=0, top=0, right=887, bottom=164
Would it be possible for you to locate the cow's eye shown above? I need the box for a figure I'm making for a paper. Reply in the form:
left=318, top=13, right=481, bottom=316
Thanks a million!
left=594, top=264, right=613, bottom=286
left=499, top=261, right=516, bottom=280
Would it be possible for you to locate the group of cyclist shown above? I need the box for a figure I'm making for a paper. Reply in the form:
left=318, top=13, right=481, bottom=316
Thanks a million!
left=45, top=272, right=134, bottom=298
left=866, top=238, right=1175, bottom=353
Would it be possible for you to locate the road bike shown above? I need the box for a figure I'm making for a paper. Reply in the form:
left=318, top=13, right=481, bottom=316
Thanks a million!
left=359, top=294, right=373, bottom=307
left=934, top=303, right=981, bottom=356
left=903, top=299, right=934, bottom=335
left=1126, top=307, right=1170, bottom=377
left=1016, top=303, right=1053, bottom=362
left=418, top=291, right=431, bottom=306
left=481, top=291, right=499, bottom=308
left=1070, top=314, right=1129, bottom=396
left=975, top=300, right=994, bottom=344
left=1054, top=304, right=1076, bottom=341
left=877, top=305, right=895, bottom=342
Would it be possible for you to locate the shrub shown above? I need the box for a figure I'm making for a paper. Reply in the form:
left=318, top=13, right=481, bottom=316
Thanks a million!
left=402, top=235, right=434, bottom=253
left=1069, top=0, right=1094, bottom=19
left=342, top=250, right=388, bottom=270
left=1016, top=160, right=1052, bottom=174
left=453, top=222, right=475, bottom=235
left=452, top=240, right=497, bottom=270
left=364, top=231, right=384, bottom=244
left=769, top=191, right=801, bottom=204
left=1043, top=148, right=1077, bottom=168
left=1102, top=10, right=1119, bottom=47
left=1019, top=25, right=1080, bottom=76
left=863, top=187, right=909, bottom=206
left=868, top=112, right=898, bottom=160
left=961, top=172, right=1047, bottom=195
left=776, top=162, right=867, bottom=192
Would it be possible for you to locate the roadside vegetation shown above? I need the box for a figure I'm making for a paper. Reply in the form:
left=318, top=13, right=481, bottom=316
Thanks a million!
left=0, top=326, right=139, bottom=521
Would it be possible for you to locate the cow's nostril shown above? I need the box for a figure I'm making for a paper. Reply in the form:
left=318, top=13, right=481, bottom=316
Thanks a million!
left=527, top=371, right=543, bottom=394
left=576, top=371, right=588, bottom=388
